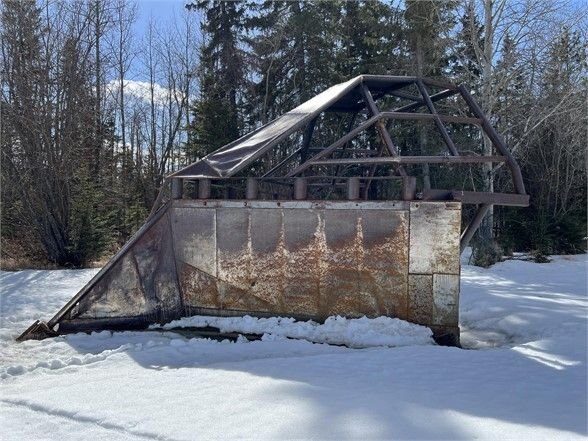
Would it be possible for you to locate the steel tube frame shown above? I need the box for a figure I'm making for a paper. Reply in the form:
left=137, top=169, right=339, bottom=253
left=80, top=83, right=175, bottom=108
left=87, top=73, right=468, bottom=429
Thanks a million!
left=460, top=204, right=492, bottom=252
left=416, top=80, right=459, bottom=156
left=360, top=84, right=407, bottom=177
left=308, top=156, right=507, bottom=166
left=159, top=76, right=527, bottom=254
left=393, top=88, right=459, bottom=113
left=457, top=85, right=526, bottom=195
left=285, top=113, right=383, bottom=177
left=198, top=179, right=211, bottom=199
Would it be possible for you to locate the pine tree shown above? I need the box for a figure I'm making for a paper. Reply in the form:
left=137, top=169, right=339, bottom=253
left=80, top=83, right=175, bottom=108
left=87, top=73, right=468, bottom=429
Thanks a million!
left=449, top=2, right=483, bottom=84
left=401, top=1, right=456, bottom=190
left=338, top=1, right=404, bottom=77
left=185, top=1, right=246, bottom=160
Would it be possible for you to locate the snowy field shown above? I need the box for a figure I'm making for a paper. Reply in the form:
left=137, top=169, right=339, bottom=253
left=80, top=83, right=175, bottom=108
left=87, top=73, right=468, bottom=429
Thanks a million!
left=1, top=255, right=586, bottom=440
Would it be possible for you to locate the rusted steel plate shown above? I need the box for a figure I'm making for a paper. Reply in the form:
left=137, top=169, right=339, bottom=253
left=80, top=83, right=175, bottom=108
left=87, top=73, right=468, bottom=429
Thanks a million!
left=171, top=207, right=217, bottom=276
left=172, top=203, right=412, bottom=321
left=320, top=210, right=362, bottom=316
left=76, top=212, right=182, bottom=321
left=432, top=274, right=460, bottom=326
left=20, top=199, right=463, bottom=345
left=282, top=209, right=322, bottom=315
left=179, top=261, right=220, bottom=311
left=357, top=209, right=409, bottom=319
left=409, top=202, right=461, bottom=275
left=77, top=252, right=145, bottom=318
left=216, top=208, right=253, bottom=309
left=134, top=211, right=182, bottom=316
left=250, top=208, right=284, bottom=307
left=407, top=274, right=433, bottom=325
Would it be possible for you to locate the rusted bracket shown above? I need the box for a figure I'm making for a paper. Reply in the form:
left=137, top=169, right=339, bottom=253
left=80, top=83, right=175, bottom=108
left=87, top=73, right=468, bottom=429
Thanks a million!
left=17, top=320, right=58, bottom=342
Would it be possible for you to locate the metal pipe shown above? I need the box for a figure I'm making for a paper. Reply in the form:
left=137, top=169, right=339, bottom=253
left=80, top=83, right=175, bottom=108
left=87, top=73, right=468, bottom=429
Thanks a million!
left=416, top=80, right=459, bottom=156
left=246, top=178, right=258, bottom=200
left=460, top=203, right=492, bottom=253
left=198, top=178, right=211, bottom=199
left=392, top=88, right=458, bottom=113
left=261, top=147, right=303, bottom=178
left=458, top=85, right=526, bottom=195
left=286, top=113, right=383, bottom=177
left=347, top=177, right=360, bottom=200
left=402, top=176, right=417, bottom=201
left=294, top=178, right=307, bottom=200
left=380, top=112, right=481, bottom=125
left=309, top=155, right=506, bottom=166
left=171, top=178, right=183, bottom=199
left=299, top=118, right=317, bottom=164
left=360, top=83, right=407, bottom=177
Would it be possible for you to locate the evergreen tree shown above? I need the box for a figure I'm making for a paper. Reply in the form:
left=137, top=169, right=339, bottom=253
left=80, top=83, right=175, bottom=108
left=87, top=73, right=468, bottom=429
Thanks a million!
left=338, top=1, right=404, bottom=77
left=449, top=2, right=483, bottom=84
left=401, top=1, right=456, bottom=190
left=186, top=1, right=246, bottom=160
left=245, top=1, right=339, bottom=124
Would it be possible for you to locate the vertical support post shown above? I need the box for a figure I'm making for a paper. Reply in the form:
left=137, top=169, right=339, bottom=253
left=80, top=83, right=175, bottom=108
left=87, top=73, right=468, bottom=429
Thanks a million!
left=189, top=180, right=199, bottom=199
left=246, top=178, right=258, bottom=200
left=347, top=177, right=360, bottom=200
left=198, top=178, right=211, bottom=199
left=294, top=177, right=307, bottom=200
left=460, top=203, right=492, bottom=253
left=171, top=178, right=183, bottom=199
left=402, top=176, right=417, bottom=201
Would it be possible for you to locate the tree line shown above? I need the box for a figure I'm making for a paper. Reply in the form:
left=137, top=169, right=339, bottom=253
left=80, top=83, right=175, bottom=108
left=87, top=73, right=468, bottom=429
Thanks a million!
left=1, top=0, right=586, bottom=268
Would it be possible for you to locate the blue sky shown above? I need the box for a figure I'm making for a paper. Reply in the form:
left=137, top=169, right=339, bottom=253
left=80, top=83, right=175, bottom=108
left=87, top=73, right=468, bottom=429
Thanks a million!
left=133, top=0, right=192, bottom=38
left=130, top=0, right=200, bottom=81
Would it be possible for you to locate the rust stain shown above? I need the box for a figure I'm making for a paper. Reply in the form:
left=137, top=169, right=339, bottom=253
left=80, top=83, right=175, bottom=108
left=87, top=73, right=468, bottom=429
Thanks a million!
left=407, top=274, right=433, bottom=325
left=174, top=206, right=413, bottom=320
left=56, top=200, right=462, bottom=346
left=169, top=202, right=458, bottom=331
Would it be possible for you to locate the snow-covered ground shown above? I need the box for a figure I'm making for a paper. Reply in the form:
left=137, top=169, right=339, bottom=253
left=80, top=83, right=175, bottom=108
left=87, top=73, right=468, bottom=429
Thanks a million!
left=157, top=314, right=434, bottom=348
left=1, top=255, right=586, bottom=440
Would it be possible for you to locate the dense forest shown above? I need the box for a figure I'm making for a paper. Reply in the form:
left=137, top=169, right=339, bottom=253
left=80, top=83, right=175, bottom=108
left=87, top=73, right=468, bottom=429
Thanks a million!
left=1, top=0, right=586, bottom=268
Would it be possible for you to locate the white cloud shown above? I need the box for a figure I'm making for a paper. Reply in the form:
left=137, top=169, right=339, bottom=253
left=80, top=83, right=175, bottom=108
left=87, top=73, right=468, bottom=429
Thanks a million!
left=107, top=79, right=185, bottom=105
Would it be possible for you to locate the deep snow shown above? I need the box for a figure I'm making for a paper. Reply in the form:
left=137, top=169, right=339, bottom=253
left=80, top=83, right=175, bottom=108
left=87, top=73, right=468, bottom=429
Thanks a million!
left=157, top=314, right=434, bottom=348
left=1, top=255, right=586, bottom=440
